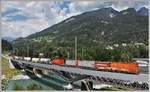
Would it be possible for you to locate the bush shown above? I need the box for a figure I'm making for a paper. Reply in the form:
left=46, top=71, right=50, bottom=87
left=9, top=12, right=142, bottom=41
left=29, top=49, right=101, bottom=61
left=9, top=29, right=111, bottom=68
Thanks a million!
left=12, top=83, right=24, bottom=90
left=26, top=82, right=42, bottom=90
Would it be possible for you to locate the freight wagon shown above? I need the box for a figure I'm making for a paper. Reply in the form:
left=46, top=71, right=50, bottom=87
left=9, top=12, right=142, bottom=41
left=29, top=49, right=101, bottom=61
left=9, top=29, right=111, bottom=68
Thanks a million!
left=95, top=62, right=139, bottom=74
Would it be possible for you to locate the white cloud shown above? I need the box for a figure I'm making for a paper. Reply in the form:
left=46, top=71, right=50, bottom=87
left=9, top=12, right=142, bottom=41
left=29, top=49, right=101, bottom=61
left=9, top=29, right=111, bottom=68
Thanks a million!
left=1, top=0, right=148, bottom=38
left=2, top=18, right=50, bottom=38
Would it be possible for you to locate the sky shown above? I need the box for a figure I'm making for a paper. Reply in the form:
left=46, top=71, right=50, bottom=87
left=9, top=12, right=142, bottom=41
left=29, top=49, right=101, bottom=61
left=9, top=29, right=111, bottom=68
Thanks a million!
left=1, top=0, right=149, bottom=39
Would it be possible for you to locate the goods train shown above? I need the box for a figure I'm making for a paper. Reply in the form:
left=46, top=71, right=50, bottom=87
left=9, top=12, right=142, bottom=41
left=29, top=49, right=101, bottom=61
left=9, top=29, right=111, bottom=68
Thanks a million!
left=50, top=58, right=139, bottom=74
left=12, top=56, right=139, bottom=74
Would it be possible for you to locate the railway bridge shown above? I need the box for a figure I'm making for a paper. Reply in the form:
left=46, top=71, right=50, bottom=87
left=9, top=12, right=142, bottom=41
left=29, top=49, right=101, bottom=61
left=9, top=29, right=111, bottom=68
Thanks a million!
left=10, top=58, right=149, bottom=90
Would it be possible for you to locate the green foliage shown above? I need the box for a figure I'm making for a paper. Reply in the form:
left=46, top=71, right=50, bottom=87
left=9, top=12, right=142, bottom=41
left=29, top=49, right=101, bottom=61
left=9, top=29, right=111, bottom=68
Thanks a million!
left=2, top=79, right=8, bottom=90
left=12, top=82, right=42, bottom=90
left=2, top=57, right=20, bottom=79
left=2, top=39, right=12, bottom=52
left=26, top=82, right=42, bottom=90
left=138, top=45, right=148, bottom=58
left=12, top=83, right=25, bottom=90
left=111, top=49, right=122, bottom=61
left=121, top=53, right=131, bottom=62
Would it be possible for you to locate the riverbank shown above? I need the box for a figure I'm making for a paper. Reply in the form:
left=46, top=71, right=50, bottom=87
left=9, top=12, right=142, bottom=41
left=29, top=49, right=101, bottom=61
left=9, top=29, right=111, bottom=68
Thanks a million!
left=11, top=74, right=30, bottom=80
left=1, top=56, right=21, bottom=90
left=2, top=57, right=21, bottom=79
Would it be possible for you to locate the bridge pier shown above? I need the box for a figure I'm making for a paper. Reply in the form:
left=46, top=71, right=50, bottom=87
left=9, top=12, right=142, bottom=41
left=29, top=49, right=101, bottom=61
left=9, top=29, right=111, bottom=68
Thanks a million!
left=33, top=68, right=43, bottom=77
left=81, top=80, right=93, bottom=91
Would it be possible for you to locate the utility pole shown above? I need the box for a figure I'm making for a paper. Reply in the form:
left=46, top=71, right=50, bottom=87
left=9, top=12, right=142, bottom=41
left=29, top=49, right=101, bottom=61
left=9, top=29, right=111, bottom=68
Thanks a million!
left=27, top=44, right=29, bottom=57
left=82, top=48, right=84, bottom=60
left=75, top=36, right=77, bottom=61
left=67, top=51, right=70, bottom=60
left=75, top=36, right=78, bottom=66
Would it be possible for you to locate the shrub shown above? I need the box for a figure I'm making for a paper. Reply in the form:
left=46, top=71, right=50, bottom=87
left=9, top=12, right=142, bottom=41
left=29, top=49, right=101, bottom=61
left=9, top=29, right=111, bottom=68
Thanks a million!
left=26, top=82, right=42, bottom=90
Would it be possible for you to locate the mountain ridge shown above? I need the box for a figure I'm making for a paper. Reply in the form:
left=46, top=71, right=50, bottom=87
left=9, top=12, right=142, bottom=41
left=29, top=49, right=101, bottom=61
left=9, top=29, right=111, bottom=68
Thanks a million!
left=12, top=7, right=148, bottom=45
left=13, top=7, right=148, bottom=41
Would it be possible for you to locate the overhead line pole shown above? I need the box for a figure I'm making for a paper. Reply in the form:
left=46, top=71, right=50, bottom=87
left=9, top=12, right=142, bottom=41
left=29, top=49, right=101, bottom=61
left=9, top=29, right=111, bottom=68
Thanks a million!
left=27, top=44, right=29, bottom=57
left=75, top=36, right=78, bottom=66
left=82, top=48, right=84, bottom=60
left=75, top=36, right=77, bottom=61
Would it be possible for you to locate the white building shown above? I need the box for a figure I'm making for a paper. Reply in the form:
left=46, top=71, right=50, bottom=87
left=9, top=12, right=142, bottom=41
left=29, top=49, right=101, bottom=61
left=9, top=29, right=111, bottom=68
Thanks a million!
left=106, top=45, right=113, bottom=50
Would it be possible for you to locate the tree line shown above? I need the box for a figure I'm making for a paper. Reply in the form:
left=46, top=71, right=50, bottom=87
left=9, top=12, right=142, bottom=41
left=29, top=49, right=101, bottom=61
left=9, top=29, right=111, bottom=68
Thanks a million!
left=11, top=42, right=148, bottom=62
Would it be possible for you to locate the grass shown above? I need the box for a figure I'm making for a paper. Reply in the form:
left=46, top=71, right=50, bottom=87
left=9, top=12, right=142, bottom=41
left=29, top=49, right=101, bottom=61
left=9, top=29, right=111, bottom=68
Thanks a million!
left=1, top=56, right=21, bottom=79
left=1, top=56, right=21, bottom=90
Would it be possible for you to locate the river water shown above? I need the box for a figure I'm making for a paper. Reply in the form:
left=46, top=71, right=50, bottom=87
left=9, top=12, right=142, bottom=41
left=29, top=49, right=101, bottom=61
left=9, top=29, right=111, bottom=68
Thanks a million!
left=6, top=71, right=81, bottom=91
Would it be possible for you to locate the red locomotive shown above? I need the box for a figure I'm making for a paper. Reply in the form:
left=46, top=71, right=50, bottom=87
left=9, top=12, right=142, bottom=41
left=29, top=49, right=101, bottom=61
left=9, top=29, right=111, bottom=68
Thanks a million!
left=51, top=58, right=65, bottom=65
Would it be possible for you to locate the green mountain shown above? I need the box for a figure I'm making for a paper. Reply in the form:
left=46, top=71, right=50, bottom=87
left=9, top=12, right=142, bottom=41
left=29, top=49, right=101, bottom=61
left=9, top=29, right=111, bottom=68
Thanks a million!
left=12, top=7, right=148, bottom=59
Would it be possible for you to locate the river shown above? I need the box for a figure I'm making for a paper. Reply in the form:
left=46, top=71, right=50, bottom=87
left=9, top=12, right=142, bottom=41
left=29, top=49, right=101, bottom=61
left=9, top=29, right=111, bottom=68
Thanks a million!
left=5, top=71, right=81, bottom=91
